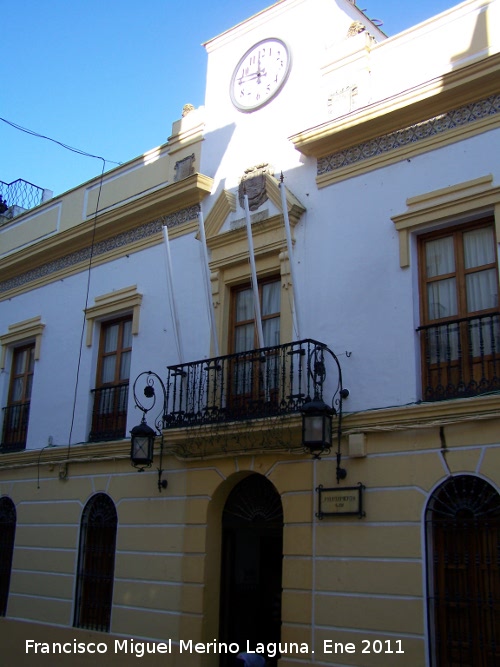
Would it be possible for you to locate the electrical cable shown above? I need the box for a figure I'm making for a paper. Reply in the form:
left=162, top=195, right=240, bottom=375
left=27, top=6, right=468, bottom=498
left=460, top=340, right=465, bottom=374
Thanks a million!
left=65, top=159, right=106, bottom=461
left=0, top=116, right=121, bottom=165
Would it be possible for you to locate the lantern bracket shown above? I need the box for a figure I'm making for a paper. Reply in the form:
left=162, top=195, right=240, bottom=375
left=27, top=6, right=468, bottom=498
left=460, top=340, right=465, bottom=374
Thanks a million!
left=131, top=371, right=168, bottom=492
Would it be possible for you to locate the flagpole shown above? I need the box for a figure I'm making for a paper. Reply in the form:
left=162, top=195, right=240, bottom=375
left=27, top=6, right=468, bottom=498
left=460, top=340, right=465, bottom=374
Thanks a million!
left=243, top=193, right=265, bottom=349
left=198, top=211, right=220, bottom=358
left=280, top=172, right=300, bottom=339
left=162, top=224, right=184, bottom=364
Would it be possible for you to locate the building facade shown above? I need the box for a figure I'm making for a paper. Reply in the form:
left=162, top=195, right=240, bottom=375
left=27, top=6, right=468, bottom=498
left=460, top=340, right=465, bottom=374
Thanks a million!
left=1, top=0, right=499, bottom=665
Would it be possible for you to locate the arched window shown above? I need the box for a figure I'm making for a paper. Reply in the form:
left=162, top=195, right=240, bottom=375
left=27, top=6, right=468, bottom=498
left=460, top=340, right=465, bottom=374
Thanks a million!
left=426, top=475, right=500, bottom=666
left=74, top=493, right=117, bottom=632
left=0, top=497, right=16, bottom=616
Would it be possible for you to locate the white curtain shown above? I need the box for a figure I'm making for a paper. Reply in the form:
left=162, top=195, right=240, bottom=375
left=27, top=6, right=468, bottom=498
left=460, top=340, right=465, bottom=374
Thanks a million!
left=262, top=281, right=280, bottom=316
left=464, top=227, right=495, bottom=268
left=101, top=325, right=118, bottom=384
left=232, top=282, right=281, bottom=394
left=426, top=228, right=498, bottom=361
left=235, top=288, right=253, bottom=324
left=427, top=278, right=458, bottom=320
left=464, top=228, right=498, bottom=355
left=119, top=321, right=133, bottom=381
left=103, top=323, right=119, bottom=353
left=262, top=281, right=280, bottom=347
left=426, top=237, right=457, bottom=320
left=11, top=348, right=34, bottom=402
left=426, top=236, right=455, bottom=277
left=464, top=228, right=498, bottom=311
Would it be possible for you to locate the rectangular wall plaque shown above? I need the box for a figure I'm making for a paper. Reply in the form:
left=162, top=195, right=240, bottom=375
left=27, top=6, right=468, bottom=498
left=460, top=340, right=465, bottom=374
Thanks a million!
left=316, top=483, right=365, bottom=519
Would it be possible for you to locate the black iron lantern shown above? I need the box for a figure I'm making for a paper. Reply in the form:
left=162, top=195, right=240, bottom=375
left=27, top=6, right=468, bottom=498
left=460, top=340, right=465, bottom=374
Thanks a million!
left=302, top=398, right=335, bottom=456
left=130, top=419, right=156, bottom=469
left=130, top=371, right=169, bottom=491
left=301, top=343, right=349, bottom=483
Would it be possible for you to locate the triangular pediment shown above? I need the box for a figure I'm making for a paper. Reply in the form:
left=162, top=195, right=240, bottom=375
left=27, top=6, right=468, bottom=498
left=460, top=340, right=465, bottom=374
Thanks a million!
left=202, top=172, right=305, bottom=243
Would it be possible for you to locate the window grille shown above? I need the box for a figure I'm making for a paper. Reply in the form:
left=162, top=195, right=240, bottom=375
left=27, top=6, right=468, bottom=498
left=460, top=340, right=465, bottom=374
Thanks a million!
left=0, top=497, right=16, bottom=616
left=74, top=493, right=117, bottom=632
left=426, top=475, right=500, bottom=666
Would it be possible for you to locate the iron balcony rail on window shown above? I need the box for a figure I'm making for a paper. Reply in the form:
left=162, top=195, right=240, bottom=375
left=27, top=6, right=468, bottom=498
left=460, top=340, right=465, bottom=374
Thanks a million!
left=163, top=339, right=330, bottom=429
left=417, top=312, right=500, bottom=401
left=89, top=382, right=129, bottom=441
left=1, top=402, right=30, bottom=452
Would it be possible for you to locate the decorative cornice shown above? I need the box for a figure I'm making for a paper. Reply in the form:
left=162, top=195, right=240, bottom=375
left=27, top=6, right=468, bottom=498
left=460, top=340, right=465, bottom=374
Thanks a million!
left=203, top=190, right=237, bottom=239
left=342, top=393, right=500, bottom=435
left=0, top=316, right=45, bottom=368
left=0, top=173, right=213, bottom=298
left=206, top=214, right=296, bottom=270
left=0, top=205, right=200, bottom=298
left=2, top=392, right=500, bottom=469
left=0, top=439, right=131, bottom=470
left=317, top=93, right=500, bottom=179
left=85, top=285, right=143, bottom=346
left=291, top=53, right=500, bottom=159
left=392, top=175, right=500, bottom=267
left=202, top=174, right=305, bottom=244
left=265, top=173, right=305, bottom=223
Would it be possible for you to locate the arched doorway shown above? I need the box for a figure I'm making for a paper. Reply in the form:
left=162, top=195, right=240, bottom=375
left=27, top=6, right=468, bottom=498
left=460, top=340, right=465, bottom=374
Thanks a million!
left=426, top=475, right=500, bottom=666
left=219, top=474, right=283, bottom=666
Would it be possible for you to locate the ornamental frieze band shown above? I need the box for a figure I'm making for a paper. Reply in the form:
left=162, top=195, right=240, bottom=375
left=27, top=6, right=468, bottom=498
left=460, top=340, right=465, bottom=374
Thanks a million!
left=0, top=204, right=200, bottom=294
left=318, top=94, right=500, bottom=175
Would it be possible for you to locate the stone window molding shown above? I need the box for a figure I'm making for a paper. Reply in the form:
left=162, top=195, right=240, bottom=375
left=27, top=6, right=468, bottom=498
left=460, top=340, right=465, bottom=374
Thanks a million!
left=0, top=316, right=45, bottom=369
left=202, top=175, right=305, bottom=355
left=392, top=175, right=500, bottom=268
left=85, top=285, right=142, bottom=346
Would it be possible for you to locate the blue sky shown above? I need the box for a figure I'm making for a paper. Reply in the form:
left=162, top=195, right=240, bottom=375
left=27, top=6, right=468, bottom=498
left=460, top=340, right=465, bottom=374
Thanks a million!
left=2, top=0, right=462, bottom=198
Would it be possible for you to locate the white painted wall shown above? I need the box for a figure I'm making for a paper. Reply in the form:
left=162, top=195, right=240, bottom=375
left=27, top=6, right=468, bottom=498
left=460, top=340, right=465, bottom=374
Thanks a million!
left=200, top=0, right=385, bottom=187
left=0, top=235, right=211, bottom=450
left=2, top=0, right=499, bottom=450
left=197, top=0, right=500, bottom=413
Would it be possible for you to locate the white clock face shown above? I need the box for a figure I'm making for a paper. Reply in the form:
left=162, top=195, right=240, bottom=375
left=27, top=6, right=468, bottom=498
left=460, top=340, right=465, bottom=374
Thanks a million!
left=230, top=38, right=291, bottom=112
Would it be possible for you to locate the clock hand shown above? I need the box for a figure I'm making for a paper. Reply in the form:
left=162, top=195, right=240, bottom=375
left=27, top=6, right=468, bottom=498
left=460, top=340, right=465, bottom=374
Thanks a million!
left=237, top=68, right=267, bottom=85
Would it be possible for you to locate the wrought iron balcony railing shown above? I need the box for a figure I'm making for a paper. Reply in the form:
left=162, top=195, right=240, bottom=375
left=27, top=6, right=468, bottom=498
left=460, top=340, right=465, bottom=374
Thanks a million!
left=163, top=339, right=334, bottom=429
left=1, top=402, right=30, bottom=452
left=418, top=312, right=500, bottom=401
left=89, top=382, right=129, bottom=441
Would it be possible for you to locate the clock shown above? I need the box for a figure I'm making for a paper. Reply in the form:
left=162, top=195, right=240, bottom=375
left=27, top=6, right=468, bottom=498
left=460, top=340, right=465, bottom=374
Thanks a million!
left=230, top=38, right=291, bottom=112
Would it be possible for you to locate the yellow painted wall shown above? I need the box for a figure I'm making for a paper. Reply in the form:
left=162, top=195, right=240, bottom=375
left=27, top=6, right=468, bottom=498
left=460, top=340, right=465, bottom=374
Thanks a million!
left=1, top=416, right=499, bottom=666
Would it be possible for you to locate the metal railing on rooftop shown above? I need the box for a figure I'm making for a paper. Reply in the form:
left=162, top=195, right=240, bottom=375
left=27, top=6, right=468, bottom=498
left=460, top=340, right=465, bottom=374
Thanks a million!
left=0, top=179, right=46, bottom=216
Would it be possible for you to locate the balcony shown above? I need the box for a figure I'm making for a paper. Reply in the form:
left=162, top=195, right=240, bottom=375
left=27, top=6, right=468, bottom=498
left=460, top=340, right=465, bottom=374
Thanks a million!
left=418, top=312, right=500, bottom=401
left=0, top=179, right=51, bottom=221
left=89, top=383, right=129, bottom=441
left=1, top=402, right=30, bottom=452
left=163, top=339, right=336, bottom=429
